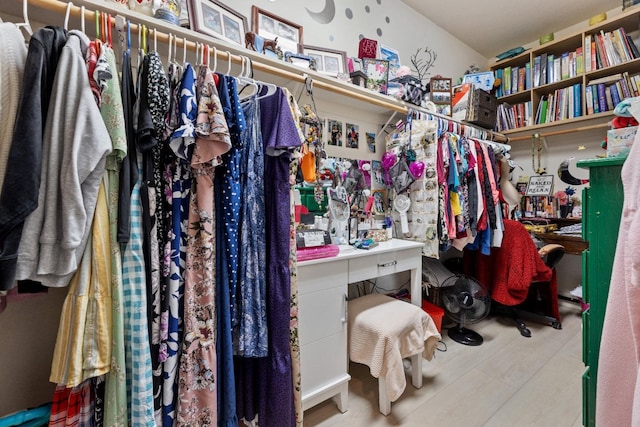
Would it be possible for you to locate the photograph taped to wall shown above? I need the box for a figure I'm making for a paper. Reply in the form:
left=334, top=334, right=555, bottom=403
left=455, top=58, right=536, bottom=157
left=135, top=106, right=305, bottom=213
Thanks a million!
left=189, top=0, right=248, bottom=46
left=252, top=6, right=303, bottom=57
left=328, top=119, right=343, bottom=146
left=346, top=123, right=359, bottom=149
left=366, top=132, right=376, bottom=153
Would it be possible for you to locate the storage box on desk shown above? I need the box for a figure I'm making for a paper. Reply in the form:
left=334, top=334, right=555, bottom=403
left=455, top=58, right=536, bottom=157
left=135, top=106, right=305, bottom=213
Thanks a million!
left=607, top=126, right=638, bottom=158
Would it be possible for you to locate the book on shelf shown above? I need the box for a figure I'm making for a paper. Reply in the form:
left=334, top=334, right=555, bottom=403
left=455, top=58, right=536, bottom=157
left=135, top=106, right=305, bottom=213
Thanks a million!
left=495, top=68, right=503, bottom=97
left=540, top=53, right=548, bottom=86
left=585, top=34, right=593, bottom=72
left=597, top=83, right=607, bottom=113
left=561, top=52, right=570, bottom=80
left=576, top=47, right=584, bottom=75
left=605, top=85, right=614, bottom=111
left=586, top=85, right=594, bottom=115
left=574, top=83, right=582, bottom=117
left=553, top=57, right=561, bottom=84
left=589, top=73, right=623, bottom=85
left=626, top=34, right=640, bottom=58
left=533, top=55, right=541, bottom=87
left=610, top=83, right=621, bottom=107
left=592, top=85, right=600, bottom=114
left=595, top=33, right=608, bottom=68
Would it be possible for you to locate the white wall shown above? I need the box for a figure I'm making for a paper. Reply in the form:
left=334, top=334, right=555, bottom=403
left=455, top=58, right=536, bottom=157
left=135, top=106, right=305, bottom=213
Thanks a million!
left=222, top=0, right=488, bottom=80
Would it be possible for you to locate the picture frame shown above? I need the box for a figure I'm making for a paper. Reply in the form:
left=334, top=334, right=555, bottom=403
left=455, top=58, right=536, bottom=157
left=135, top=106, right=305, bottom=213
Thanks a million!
left=379, top=45, right=401, bottom=79
left=285, top=52, right=318, bottom=71
left=363, top=59, right=390, bottom=95
left=430, top=77, right=452, bottom=116
left=300, top=45, right=347, bottom=77
left=252, top=6, right=303, bottom=57
left=188, top=0, right=248, bottom=46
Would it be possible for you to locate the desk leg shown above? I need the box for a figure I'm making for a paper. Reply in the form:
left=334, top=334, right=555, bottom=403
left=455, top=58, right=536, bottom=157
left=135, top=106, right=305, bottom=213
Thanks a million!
left=411, top=265, right=421, bottom=307
left=335, top=383, right=349, bottom=413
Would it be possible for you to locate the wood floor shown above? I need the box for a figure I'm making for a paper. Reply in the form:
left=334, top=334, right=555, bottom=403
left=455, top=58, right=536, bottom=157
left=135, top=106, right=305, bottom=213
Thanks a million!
left=303, top=301, right=584, bottom=427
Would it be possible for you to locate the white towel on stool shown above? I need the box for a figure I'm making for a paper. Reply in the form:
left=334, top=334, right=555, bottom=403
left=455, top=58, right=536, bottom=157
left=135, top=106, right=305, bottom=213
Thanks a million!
left=348, top=293, right=441, bottom=402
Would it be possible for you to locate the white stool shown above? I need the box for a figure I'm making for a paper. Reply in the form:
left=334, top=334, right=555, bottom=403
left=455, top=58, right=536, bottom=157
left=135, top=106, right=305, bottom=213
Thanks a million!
left=348, top=293, right=441, bottom=416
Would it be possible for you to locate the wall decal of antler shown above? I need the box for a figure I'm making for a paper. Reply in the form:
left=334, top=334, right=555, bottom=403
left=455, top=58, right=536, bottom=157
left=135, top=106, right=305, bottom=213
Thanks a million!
left=410, top=46, right=437, bottom=85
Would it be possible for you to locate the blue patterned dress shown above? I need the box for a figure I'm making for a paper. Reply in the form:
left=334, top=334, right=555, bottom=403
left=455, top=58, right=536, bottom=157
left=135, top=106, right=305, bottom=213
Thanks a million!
left=160, top=63, right=196, bottom=426
left=235, top=95, right=267, bottom=357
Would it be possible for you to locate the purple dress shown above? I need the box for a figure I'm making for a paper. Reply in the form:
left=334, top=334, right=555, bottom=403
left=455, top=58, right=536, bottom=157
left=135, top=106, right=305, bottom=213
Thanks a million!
left=259, top=87, right=302, bottom=426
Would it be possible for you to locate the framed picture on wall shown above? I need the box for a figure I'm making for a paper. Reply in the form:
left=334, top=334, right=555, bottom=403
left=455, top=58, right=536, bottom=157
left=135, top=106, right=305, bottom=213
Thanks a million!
left=188, top=0, right=247, bottom=46
left=300, top=45, right=347, bottom=77
left=252, top=6, right=303, bottom=56
left=363, top=59, right=389, bottom=94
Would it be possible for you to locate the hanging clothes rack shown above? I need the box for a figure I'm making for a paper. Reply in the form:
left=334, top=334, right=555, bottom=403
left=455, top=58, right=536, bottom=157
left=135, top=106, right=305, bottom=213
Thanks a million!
left=18, top=0, right=508, bottom=143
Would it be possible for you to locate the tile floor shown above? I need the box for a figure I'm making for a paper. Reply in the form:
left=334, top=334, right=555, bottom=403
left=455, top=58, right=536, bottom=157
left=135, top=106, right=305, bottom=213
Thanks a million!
left=303, top=301, right=583, bottom=427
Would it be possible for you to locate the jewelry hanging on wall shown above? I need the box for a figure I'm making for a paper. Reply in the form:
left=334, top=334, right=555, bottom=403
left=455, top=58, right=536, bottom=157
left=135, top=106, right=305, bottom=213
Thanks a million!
left=531, top=133, right=547, bottom=175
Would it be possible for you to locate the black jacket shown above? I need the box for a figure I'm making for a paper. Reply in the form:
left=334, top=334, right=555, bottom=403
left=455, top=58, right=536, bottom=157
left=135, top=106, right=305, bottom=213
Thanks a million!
left=0, top=26, right=67, bottom=291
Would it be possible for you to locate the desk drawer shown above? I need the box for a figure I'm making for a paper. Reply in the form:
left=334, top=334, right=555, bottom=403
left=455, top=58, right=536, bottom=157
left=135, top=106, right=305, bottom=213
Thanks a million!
left=298, top=260, right=348, bottom=295
left=348, top=248, right=420, bottom=283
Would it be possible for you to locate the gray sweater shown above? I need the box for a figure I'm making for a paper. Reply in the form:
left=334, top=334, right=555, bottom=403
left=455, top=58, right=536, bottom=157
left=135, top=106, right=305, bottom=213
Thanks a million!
left=16, top=31, right=112, bottom=287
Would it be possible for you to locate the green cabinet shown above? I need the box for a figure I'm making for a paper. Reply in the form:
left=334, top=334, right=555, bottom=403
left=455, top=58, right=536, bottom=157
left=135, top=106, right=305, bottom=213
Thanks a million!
left=577, top=157, right=625, bottom=427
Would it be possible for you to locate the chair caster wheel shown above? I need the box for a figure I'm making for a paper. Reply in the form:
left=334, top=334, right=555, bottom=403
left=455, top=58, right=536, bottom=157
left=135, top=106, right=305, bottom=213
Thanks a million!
left=552, top=321, right=562, bottom=330
left=519, top=326, right=532, bottom=337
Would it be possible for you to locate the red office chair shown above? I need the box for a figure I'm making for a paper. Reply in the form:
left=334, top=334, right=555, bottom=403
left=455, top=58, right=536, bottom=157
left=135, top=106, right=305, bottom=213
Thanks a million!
left=462, top=220, right=565, bottom=337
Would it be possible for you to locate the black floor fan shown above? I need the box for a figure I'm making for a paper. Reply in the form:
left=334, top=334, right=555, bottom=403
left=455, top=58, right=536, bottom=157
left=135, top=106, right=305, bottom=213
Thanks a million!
left=440, top=275, right=491, bottom=346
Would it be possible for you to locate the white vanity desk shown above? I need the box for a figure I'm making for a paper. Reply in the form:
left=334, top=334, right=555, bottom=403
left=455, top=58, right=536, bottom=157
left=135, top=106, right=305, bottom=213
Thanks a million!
left=298, top=239, right=424, bottom=412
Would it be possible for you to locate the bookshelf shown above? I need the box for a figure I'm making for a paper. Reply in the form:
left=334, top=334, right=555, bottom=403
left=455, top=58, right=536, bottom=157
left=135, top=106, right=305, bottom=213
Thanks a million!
left=490, top=6, right=640, bottom=135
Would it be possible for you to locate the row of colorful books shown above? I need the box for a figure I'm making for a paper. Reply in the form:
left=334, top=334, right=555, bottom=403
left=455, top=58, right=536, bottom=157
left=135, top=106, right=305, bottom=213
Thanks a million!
left=496, top=101, right=532, bottom=131
left=534, top=83, right=583, bottom=124
left=493, top=63, right=531, bottom=97
left=585, top=72, right=640, bottom=115
left=532, top=48, right=584, bottom=88
left=585, top=28, right=640, bottom=71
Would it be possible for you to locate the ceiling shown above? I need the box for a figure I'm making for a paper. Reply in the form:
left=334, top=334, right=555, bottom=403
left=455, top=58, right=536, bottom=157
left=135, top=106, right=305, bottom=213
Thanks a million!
left=401, top=0, right=621, bottom=59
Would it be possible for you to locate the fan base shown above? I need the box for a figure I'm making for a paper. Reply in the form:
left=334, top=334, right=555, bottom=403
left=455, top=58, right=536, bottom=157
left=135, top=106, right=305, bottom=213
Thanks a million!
left=448, top=326, right=484, bottom=346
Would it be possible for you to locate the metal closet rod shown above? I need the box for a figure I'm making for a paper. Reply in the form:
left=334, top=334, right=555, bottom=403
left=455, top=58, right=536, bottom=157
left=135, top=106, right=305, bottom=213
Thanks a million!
left=22, top=0, right=507, bottom=143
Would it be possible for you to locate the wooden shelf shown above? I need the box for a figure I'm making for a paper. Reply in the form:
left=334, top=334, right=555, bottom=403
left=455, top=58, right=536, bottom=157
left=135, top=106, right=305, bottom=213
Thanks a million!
left=490, top=5, right=640, bottom=136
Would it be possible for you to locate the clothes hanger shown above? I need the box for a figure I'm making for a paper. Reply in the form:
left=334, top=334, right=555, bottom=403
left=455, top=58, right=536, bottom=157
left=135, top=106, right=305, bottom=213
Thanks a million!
left=107, top=14, right=113, bottom=47
left=63, top=2, right=73, bottom=31
left=182, top=36, right=187, bottom=67
left=255, top=60, right=278, bottom=99
left=16, top=0, right=33, bottom=37
left=236, top=56, right=258, bottom=99
left=80, top=5, right=85, bottom=34
left=224, top=50, right=232, bottom=75
left=210, top=44, right=217, bottom=73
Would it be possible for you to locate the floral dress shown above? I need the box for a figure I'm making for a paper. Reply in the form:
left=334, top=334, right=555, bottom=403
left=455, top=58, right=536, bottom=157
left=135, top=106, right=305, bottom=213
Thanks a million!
left=177, top=65, right=230, bottom=426
left=162, top=62, right=196, bottom=426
